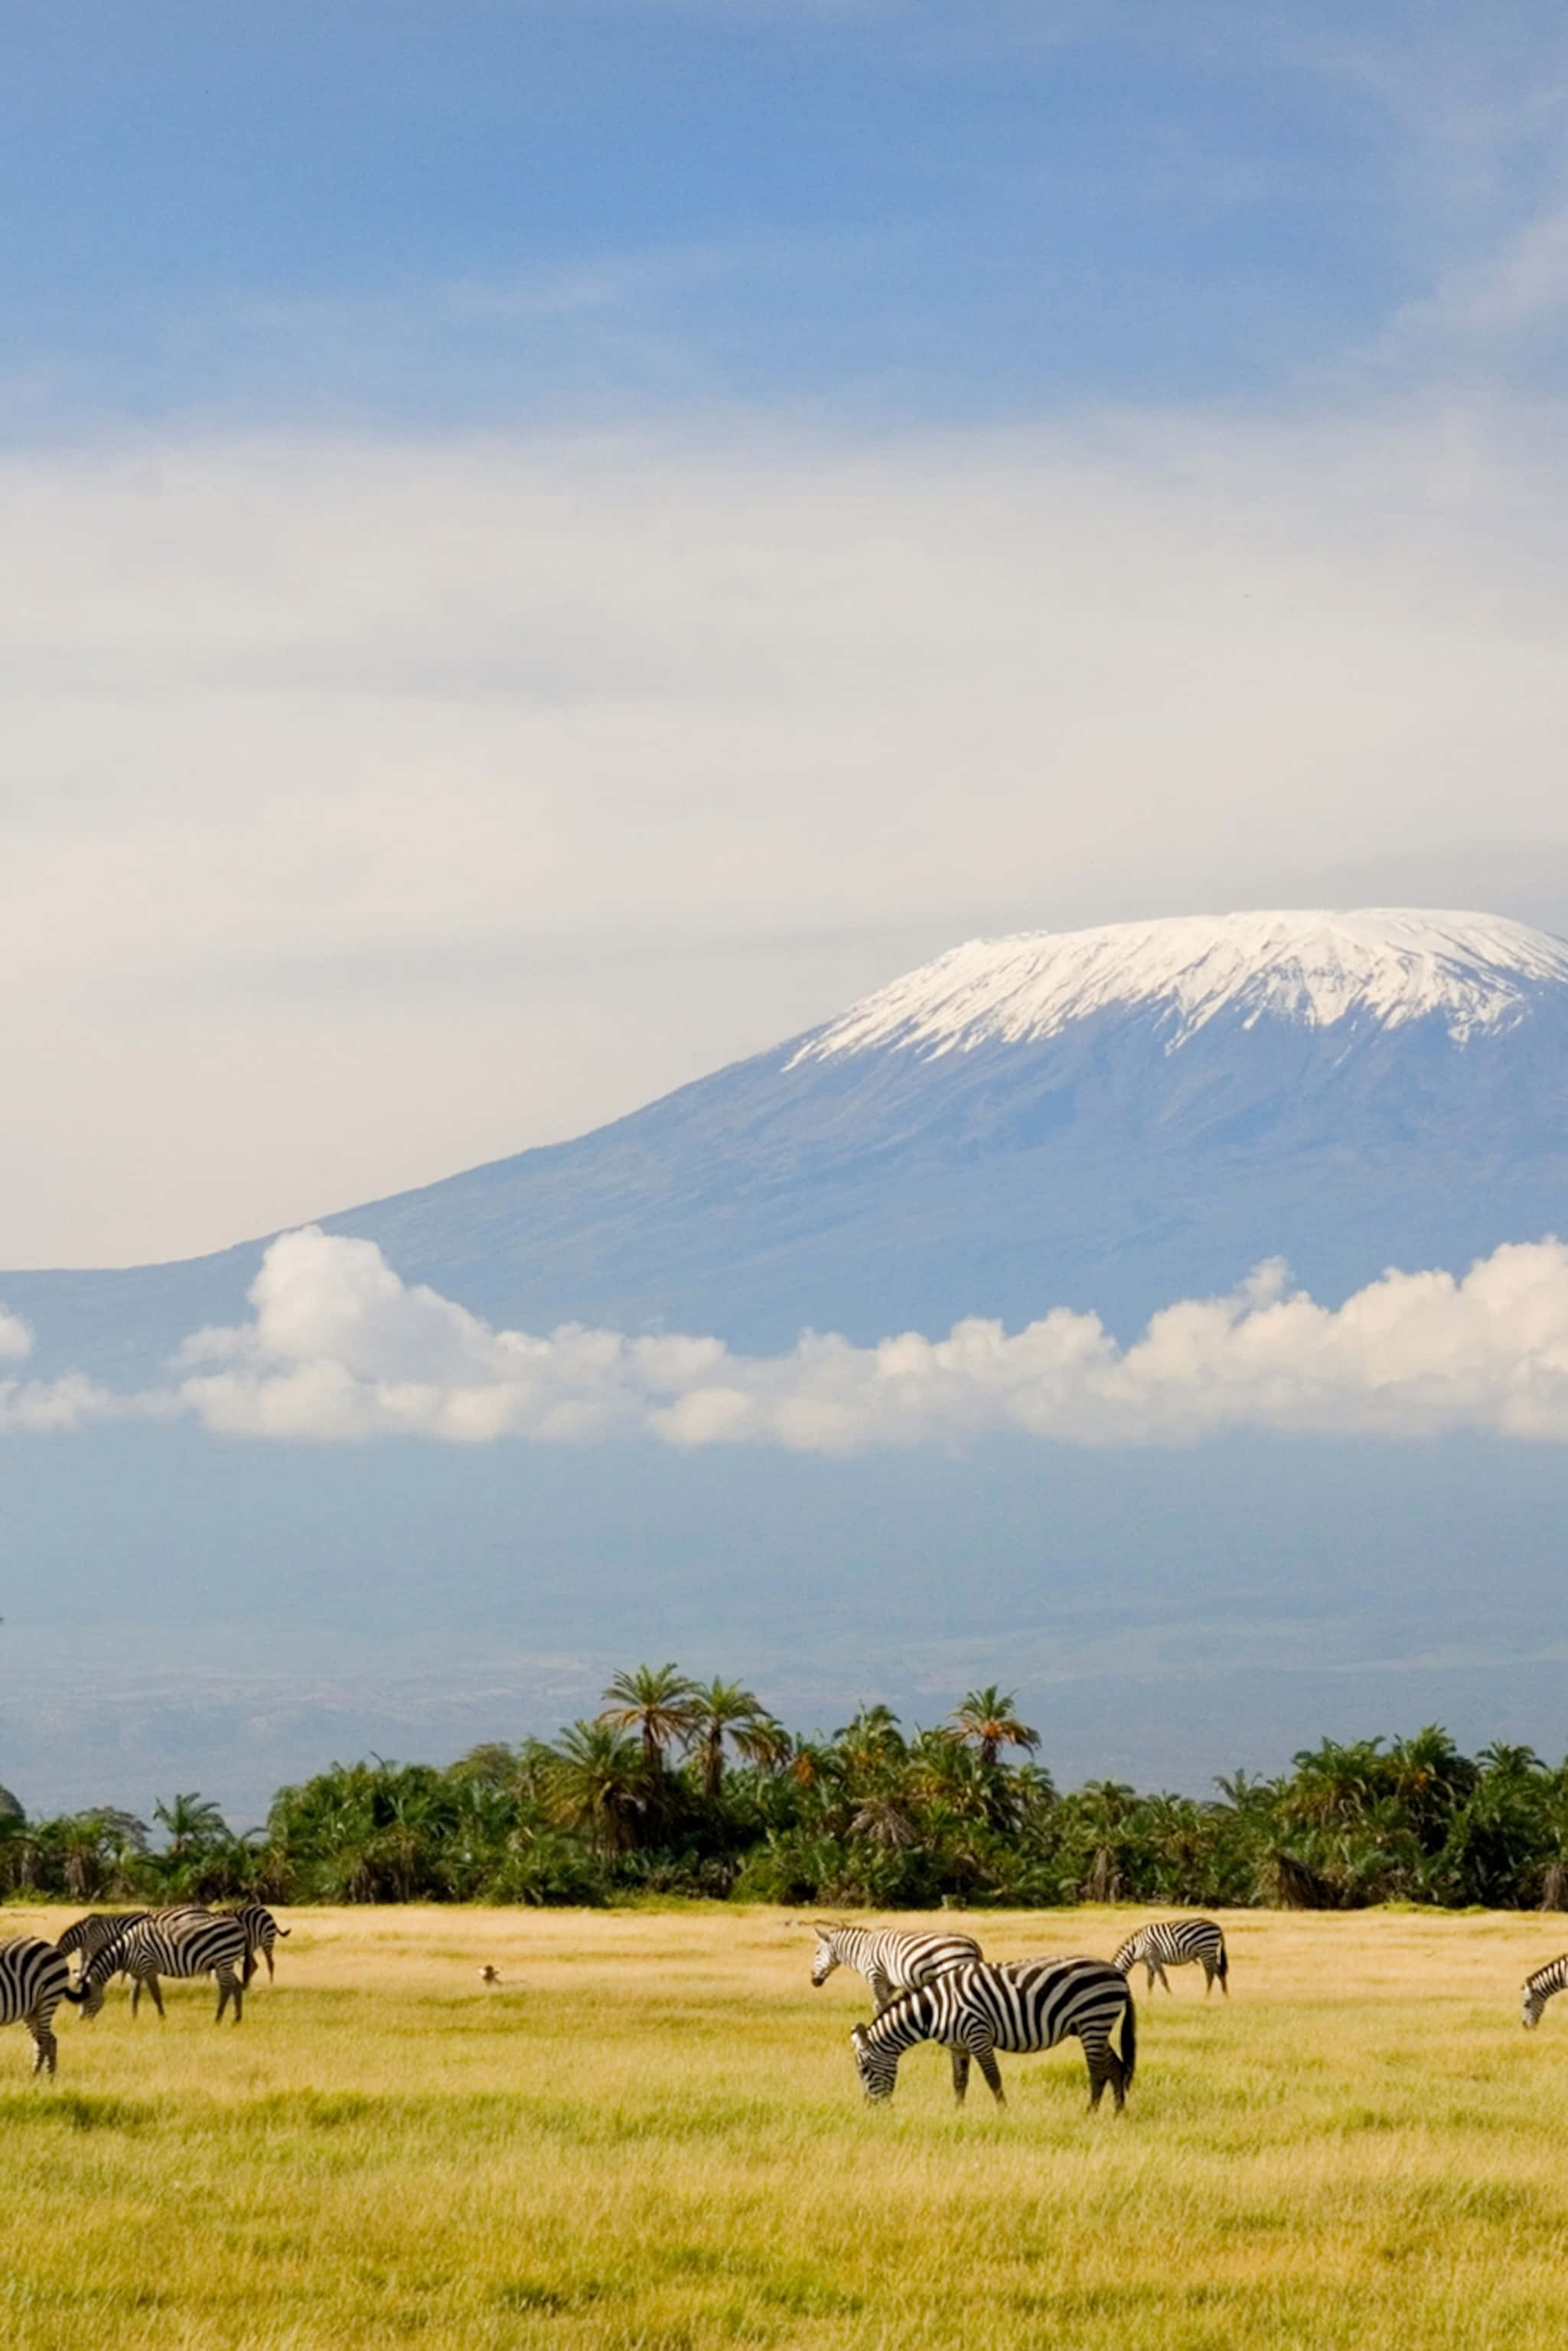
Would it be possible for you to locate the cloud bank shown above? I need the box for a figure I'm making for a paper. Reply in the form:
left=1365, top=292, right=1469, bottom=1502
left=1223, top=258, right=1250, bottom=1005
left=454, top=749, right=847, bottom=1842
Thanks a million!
left=11, top=1225, right=1568, bottom=1451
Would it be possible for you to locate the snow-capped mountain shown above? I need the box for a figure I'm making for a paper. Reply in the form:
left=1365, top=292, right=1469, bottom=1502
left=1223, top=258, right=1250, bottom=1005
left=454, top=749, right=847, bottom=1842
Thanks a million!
left=794, top=909, right=1568, bottom=1058
left=10, top=906, right=1568, bottom=1373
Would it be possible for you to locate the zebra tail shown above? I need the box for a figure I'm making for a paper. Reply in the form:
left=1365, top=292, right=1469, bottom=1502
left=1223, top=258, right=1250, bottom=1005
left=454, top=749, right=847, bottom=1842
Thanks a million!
left=1119, top=1991, right=1137, bottom=2088
left=1217, top=1943, right=1228, bottom=1983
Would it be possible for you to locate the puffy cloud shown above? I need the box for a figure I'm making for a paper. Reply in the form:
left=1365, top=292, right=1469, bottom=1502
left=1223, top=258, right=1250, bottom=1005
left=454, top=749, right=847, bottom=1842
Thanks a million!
left=0, top=1370, right=174, bottom=1434
left=0, top=1306, right=33, bottom=1361
left=152, top=1224, right=1568, bottom=1452
left=18, top=1225, right=1568, bottom=1449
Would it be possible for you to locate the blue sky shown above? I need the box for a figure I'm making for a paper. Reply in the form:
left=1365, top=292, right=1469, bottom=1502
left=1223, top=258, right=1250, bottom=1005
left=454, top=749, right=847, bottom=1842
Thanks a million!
left=7, top=2, right=1566, bottom=431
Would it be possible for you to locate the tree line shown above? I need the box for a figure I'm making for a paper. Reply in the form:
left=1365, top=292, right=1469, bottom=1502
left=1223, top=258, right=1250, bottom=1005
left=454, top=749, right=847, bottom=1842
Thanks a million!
left=4, top=1668, right=1567, bottom=1912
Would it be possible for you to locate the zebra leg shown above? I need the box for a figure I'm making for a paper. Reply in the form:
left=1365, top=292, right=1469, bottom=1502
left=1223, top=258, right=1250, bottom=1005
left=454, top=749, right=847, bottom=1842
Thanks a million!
left=1154, top=1962, right=1172, bottom=1994
left=869, top=1969, right=895, bottom=2014
left=263, top=1945, right=275, bottom=1982
left=215, top=1966, right=243, bottom=2024
left=242, top=1949, right=257, bottom=1990
left=140, top=1969, right=166, bottom=2020
left=950, top=2048, right=971, bottom=2104
left=28, top=2014, right=57, bottom=2077
left=1143, top=1961, right=1158, bottom=1993
left=975, top=2047, right=1005, bottom=2106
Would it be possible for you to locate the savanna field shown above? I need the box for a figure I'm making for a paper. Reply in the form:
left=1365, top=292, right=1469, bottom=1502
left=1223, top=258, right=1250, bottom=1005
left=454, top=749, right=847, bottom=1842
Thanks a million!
left=5, top=1904, right=1568, bottom=2351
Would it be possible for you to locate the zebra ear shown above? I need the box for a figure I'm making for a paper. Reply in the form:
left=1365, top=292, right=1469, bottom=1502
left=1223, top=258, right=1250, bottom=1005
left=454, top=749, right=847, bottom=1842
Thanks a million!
left=849, top=2023, right=868, bottom=2046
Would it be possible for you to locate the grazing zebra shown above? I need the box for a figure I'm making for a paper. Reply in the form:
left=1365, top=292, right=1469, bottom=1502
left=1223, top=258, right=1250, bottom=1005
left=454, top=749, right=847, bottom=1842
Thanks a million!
left=850, top=1957, right=1136, bottom=2114
left=223, top=1903, right=290, bottom=1986
left=1521, top=1954, right=1568, bottom=2029
left=1, top=1936, right=75, bottom=2076
left=1112, top=1917, right=1229, bottom=1997
left=77, top=1912, right=249, bottom=2025
left=57, top=1906, right=210, bottom=1984
left=810, top=1922, right=984, bottom=2013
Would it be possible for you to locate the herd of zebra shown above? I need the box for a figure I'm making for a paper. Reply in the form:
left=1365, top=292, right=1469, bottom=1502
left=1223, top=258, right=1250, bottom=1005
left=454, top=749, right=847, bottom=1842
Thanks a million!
left=810, top=1915, right=1227, bottom=2112
left=0, top=1902, right=288, bottom=2076
left=4, top=1903, right=1568, bottom=2096
left=812, top=1917, right=1568, bottom=2110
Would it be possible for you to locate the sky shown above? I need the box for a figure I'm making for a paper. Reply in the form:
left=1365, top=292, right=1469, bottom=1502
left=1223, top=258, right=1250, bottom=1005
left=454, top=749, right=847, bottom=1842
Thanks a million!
left=2, top=2, right=1567, bottom=1266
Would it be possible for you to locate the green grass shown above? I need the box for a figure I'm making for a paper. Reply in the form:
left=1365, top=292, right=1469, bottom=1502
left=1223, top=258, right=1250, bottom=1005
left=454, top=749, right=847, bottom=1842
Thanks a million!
left=5, top=1903, right=1568, bottom=2349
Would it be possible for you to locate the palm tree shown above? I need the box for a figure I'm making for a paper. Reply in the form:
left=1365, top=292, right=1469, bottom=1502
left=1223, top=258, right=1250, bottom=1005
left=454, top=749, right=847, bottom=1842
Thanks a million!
left=729, top=1712, right=793, bottom=1776
left=685, top=1680, right=767, bottom=1802
left=945, top=1687, right=1040, bottom=1769
left=598, top=1665, right=699, bottom=1779
left=153, top=1791, right=227, bottom=1860
left=549, top=1723, right=646, bottom=1856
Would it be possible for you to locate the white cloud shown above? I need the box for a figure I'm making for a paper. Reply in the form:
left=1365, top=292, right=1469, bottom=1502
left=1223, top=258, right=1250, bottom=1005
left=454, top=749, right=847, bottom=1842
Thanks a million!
left=8, top=1224, right=1559, bottom=1452
left=0, top=1306, right=33, bottom=1361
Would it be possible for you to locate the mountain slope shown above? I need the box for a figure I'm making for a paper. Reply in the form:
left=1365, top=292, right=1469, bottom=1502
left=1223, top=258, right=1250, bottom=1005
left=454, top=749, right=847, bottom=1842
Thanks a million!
left=9, top=907, right=1568, bottom=1374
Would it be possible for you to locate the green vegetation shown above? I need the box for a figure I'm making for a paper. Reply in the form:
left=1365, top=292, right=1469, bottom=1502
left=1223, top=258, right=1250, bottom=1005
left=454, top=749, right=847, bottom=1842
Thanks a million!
left=5, top=1903, right=1568, bottom=2351
left=5, top=1673, right=1568, bottom=1911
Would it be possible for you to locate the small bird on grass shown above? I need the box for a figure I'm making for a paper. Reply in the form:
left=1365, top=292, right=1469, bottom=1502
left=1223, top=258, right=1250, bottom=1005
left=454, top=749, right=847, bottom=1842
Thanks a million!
left=478, top=1965, right=502, bottom=1985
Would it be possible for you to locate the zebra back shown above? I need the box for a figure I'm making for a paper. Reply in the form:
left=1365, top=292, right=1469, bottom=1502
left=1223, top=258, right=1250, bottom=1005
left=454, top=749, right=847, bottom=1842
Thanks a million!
left=811, top=1922, right=983, bottom=1995
left=57, top=1910, right=151, bottom=1961
left=67, top=1905, right=210, bottom=1982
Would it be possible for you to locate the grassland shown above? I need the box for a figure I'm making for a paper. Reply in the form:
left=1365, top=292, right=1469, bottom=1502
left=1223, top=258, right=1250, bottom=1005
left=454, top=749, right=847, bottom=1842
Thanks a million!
left=4, top=1903, right=1568, bottom=2350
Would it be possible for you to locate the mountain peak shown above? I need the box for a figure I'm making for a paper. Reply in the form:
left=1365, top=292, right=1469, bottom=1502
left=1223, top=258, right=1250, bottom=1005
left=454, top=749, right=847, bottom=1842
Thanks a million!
left=790, top=908, right=1568, bottom=1065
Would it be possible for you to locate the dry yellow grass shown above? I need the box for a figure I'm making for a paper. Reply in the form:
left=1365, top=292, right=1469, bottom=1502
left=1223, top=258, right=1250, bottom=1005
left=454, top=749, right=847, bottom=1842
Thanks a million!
left=5, top=1902, right=1568, bottom=2350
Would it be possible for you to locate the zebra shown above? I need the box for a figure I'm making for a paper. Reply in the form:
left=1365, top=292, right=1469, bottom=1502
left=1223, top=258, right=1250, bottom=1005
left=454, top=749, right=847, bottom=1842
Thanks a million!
left=1112, top=1917, right=1229, bottom=1997
left=77, top=1911, right=249, bottom=2025
left=57, top=1906, right=210, bottom=1985
left=1, top=1935, right=76, bottom=2076
left=810, top=1922, right=983, bottom=2013
left=850, top=1956, right=1136, bottom=2114
left=1521, top=1954, right=1568, bottom=2029
left=222, top=1902, right=290, bottom=1987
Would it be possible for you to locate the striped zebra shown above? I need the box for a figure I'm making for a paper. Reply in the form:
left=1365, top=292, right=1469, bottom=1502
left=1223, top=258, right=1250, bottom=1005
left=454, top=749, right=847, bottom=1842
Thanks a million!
left=810, top=1922, right=983, bottom=2013
left=77, top=1912, right=249, bottom=2025
left=850, top=1956, right=1136, bottom=2113
left=57, top=1906, right=210, bottom=1983
left=1521, top=1954, right=1568, bottom=2029
left=223, top=1902, right=290, bottom=1986
left=1, top=1935, right=75, bottom=2076
left=1112, top=1917, right=1229, bottom=1997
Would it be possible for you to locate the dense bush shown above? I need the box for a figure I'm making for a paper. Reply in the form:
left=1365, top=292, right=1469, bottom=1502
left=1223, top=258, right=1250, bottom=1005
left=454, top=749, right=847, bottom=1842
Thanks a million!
left=5, top=1674, right=1568, bottom=1911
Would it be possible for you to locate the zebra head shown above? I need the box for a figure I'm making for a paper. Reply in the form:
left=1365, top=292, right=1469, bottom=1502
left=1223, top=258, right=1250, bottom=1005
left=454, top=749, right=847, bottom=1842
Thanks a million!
left=849, top=2022, right=898, bottom=2102
left=75, top=1934, right=132, bottom=2020
left=1522, top=1981, right=1549, bottom=2030
left=810, top=1929, right=842, bottom=1988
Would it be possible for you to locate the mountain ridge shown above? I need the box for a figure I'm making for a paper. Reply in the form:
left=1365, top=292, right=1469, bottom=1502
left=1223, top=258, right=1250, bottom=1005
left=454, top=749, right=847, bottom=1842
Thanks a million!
left=792, top=908, right=1568, bottom=1061
left=6, top=905, right=1568, bottom=1375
